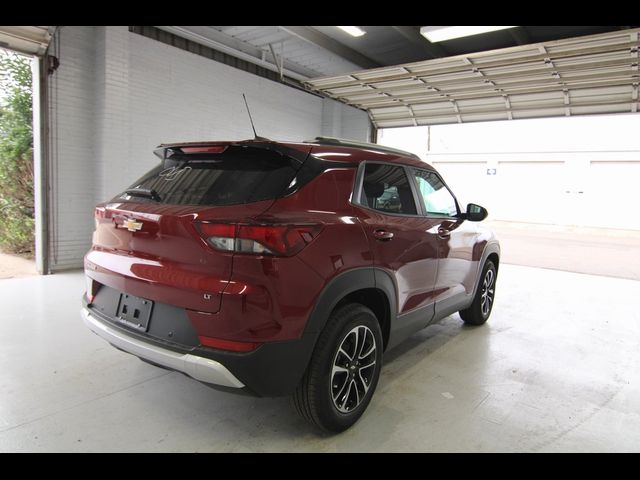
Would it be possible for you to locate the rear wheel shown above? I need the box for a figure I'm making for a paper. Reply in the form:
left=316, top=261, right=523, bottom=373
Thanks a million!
left=459, top=260, right=497, bottom=325
left=292, top=303, right=383, bottom=433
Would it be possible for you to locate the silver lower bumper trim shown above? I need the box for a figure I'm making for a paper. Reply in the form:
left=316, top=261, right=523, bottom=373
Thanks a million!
left=81, top=308, right=244, bottom=388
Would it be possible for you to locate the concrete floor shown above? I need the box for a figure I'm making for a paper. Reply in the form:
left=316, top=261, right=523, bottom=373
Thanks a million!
left=487, top=221, right=640, bottom=281
left=1, top=264, right=640, bottom=452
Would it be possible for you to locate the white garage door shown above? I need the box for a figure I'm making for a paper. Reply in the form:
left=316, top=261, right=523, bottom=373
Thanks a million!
left=431, top=162, right=488, bottom=210
left=495, top=161, right=566, bottom=225
left=584, top=162, right=640, bottom=230
left=433, top=159, right=640, bottom=230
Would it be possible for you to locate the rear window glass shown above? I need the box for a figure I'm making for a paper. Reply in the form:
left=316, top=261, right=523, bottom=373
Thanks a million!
left=119, top=146, right=299, bottom=206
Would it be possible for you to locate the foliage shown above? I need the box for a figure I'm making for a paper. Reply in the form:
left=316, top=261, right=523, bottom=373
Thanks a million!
left=0, top=50, right=34, bottom=255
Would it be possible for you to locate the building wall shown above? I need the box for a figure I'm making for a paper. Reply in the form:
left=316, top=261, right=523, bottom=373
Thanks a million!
left=321, top=98, right=371, bottom=141
left=47, top=26, right=370, bottom=271
left=47, top=26, right=98, bottom=270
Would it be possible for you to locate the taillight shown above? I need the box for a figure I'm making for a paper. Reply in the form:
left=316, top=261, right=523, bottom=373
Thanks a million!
left=180, top=145, right=228, bottom=154
left=195, top=222, right=321, bottom=256
left=197, top=223, right=237, bottom=251
left=235, top=225, right=319, bottom=256
left=85, top=277, right=101, bottom=304
left=94, top=207, right=106, bottom=229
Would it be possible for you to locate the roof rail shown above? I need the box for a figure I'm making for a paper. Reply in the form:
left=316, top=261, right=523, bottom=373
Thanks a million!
left=306, top=136, right=421, bottom=160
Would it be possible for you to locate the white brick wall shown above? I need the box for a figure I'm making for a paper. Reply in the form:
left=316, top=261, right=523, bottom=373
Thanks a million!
left=48, top=26, right=370, bottom=271
left=321, top=98, right=371, bottom=140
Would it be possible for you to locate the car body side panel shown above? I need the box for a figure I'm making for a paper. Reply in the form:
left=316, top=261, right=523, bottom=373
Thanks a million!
left=186, top=167, right=373, bottom=343
left=186, top=255, right=326, bottom=342
left=432, top=219, right=480, bottom=310
left=434, top=227, right=500, bottom=320
left=264, top=167, right=372, bottom=283
left=359, top=210, right=440, bottom=313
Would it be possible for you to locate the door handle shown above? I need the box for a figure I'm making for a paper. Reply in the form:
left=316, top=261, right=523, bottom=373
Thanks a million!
left=438, top=228, right=450, bottom=239
left=373, top=230, right=394, bottom=241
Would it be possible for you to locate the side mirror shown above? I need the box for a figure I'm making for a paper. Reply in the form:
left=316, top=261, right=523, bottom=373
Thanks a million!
left=465, top=203, right=488, bottom=222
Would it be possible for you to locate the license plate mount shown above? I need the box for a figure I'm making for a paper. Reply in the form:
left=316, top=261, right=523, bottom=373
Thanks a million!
left=116, top=293, right=153, bottom=332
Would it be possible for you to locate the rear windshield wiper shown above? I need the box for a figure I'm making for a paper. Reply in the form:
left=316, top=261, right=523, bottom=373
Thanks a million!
left=124, top=188, right=162, bottom=202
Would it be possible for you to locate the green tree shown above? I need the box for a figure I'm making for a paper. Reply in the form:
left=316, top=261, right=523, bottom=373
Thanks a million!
left=0, top=50, right=34, bottom=255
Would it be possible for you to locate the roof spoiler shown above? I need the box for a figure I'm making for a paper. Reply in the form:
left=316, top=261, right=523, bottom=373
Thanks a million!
left=152, top=139, right=309, bottom=165
left=306, top=136, right=421, bottom=160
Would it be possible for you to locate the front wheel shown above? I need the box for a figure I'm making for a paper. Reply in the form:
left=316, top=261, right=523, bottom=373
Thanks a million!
left=292, top=303, right=383, bottom=433
left=459, top=260, right=497, bottom=325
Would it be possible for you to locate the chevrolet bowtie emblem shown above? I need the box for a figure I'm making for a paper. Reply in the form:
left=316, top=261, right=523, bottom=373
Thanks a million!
left=123, top=218, right=143, bottom=232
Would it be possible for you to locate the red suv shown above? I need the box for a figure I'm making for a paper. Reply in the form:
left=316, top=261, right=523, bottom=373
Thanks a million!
left=82, top=137, right=500, bottom=432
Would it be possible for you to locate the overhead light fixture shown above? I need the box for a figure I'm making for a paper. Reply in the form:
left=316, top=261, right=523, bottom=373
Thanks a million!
left=420, top=26, right=517, bottom=42
left=336, top=26, right=366, bottom=37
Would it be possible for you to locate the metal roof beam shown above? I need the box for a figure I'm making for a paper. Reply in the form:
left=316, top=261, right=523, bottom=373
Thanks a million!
left=509, top=27, right=532, bottom=46
left=156, top=26, right=318, bottom=80
left=391, top=26, right=448, bottom=59
left=278, top=26, right=381, bottom=69
left=268, top=43, right=284, bottom=81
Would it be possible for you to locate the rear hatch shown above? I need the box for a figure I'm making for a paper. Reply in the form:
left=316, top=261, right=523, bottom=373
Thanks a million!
left=87, top=142, right=311, bottom=313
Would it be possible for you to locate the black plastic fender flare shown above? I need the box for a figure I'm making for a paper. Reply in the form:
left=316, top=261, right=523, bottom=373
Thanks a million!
left=303, top=267, right=398, bottom=336
left=471, top=241, right=501, bottom=300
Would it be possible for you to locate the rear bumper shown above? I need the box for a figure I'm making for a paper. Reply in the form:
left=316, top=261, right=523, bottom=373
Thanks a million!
left=81, top=306, right=319, bottom=397
left=81, top=307, right=244, bottom=389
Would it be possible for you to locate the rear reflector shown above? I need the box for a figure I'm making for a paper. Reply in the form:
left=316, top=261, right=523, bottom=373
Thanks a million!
left=199, top=335, right=262, bottom=352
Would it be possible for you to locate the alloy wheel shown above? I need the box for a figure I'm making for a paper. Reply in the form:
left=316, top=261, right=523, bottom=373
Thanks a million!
left=330, top=325, right=377, bottom=414
left=480, top=268, right=495, bottom=317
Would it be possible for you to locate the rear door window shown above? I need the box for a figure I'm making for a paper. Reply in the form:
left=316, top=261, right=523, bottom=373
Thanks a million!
left=359, top=163, right=417, bottom=215
left=119, top=146, right=299, bottom=206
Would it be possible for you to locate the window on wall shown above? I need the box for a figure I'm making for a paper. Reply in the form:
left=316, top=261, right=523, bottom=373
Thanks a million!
left=360, top=163, right=417, bottom=215
left=412, top=169, right=458, bottom=217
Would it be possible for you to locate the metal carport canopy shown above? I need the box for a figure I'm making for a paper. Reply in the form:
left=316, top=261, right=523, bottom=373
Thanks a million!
left=304, top=28, right=640, bottom=128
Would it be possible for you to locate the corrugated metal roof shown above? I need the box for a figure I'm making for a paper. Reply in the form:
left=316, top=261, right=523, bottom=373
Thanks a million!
left=304, top=28, right=640, bottom=127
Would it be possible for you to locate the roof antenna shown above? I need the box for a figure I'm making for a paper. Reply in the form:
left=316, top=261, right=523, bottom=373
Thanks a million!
left=242, top=94, right=269, bottom=141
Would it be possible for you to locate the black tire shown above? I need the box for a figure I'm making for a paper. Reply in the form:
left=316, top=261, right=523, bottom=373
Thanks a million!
left=459, top=260, right=497, bottom=326
left=292, top=303, right=383, bottom=433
